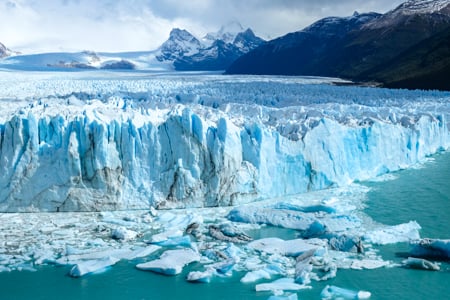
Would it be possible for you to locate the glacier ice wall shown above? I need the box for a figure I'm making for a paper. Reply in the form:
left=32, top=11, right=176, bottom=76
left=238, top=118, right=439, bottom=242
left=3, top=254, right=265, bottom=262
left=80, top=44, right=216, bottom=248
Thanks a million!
left=0, top=73, right=449, bottom=212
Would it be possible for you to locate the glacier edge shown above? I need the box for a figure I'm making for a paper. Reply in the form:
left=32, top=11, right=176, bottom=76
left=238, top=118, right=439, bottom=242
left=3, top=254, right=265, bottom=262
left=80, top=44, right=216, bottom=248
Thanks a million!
left=0, top=101, right=448, bottom=212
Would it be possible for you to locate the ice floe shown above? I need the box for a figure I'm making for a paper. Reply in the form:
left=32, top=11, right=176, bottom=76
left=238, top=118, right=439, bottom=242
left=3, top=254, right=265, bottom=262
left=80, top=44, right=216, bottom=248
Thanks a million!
left=409, top=238, right=450, bottom=260
left=136, top=248, right=201, bottom=275
left=320, top=285, right=371, bottom=299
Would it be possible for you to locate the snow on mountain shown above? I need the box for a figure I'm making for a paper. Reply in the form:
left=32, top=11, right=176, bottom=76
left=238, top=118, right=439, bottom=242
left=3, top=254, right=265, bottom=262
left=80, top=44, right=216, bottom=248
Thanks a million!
left=203, top=21, right=245, bottom=45
left=363, top=0, right=450, bottom=29
left=0, top=42, right=19, bottom=58
left=156, top=28, right=202, bottom=61
left=394, top=0, right=450, bottom=15
left=0, top=23, right=263, bottom=72
left=0, top=72, right=448, bottom=212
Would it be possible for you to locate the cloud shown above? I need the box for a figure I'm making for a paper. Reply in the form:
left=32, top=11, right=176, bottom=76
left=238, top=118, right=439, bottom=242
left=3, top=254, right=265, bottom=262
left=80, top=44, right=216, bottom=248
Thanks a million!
left=0, top=0, right=406, bottom=53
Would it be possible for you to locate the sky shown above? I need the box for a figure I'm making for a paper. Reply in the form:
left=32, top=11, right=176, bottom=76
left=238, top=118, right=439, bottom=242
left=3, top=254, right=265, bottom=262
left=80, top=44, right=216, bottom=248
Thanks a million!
left=0, top=0, right=406, bottom=54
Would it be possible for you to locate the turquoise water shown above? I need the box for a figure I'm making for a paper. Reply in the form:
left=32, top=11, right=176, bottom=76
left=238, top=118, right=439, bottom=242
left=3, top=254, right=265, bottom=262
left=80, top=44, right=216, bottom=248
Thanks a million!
left=1, top=153, right=450, bottom=299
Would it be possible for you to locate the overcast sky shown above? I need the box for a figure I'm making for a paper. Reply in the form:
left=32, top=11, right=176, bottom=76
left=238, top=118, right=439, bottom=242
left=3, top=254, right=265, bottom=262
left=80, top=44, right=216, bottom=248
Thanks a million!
left=1, top=0, right=406, bottom=53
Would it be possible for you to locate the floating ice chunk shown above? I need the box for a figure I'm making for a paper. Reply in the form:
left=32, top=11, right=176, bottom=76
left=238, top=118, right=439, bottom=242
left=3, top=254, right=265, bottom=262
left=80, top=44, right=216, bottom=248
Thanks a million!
left=224, top=243, right=243, bottom=261
left=255, top=278, right=310, bottom=292
left=152, top=235, right=192, bottom=247
left=248, top=237, right=325, bottom=257
left=58, top=248, right=132, bottom=265
left=209, top=259, right=235, bottom=275
left=402, top=257, right=440, bottom=271
left=0, top=266, right=11, bottom=273
left=120, top=245, right=161, bottom=260
left=111, top=227, right=138, bottom=241
left=350, top=259, right=390, bottom=270
left=274, top=202, right=336, bottom=214
left=329, top=235, right=363, bottom=253
left=241, top=269, right=272, bottom=283
left=410, top=238, right=450, bottom=260
left=364, top=221, right=421, bottom=245
left=136, top=248, right=200, bottom=275
left=228, top=207, right=315, bottom=230
left=157, top=212, right=203, bottom=231
left=320, top=285, right=371, bottom=299
left=209, top=224, right=252, bottom=243
left=186, top=269, right=214, bottom=283
left=69, top=257, right=120, bottom=277
left=268, top=293, right=298, bottom=300
left=241, top=264, right=284, bottom=283
left=150, top=229, right=184, bottom=243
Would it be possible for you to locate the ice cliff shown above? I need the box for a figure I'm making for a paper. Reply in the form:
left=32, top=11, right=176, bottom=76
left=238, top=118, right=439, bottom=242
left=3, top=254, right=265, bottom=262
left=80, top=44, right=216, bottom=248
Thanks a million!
left=0, top=73, right=449, bottom=212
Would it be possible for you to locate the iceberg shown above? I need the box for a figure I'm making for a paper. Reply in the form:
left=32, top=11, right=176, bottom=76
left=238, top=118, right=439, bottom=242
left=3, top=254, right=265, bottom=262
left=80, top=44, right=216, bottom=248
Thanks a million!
left=69, top=257, right=120, bottom=277
left=248, top=237, right=326, bottom=257
left=409, top=239, right=450, bottom=260
left=255, top=278, right=310, bottom=292
left=0, top=74, right=449, bottom=212
left=320, top=285, right=371, bottom=299
left=364, top=221, right=421, bottom=245
left=402, top=257, right=440, bottom=271
left=136, top=248, right=201, bottom=275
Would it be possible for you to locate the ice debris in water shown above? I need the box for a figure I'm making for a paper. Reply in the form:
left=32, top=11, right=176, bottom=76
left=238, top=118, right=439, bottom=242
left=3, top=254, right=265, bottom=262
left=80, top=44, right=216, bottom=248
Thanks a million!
left=320, top=285, right=371, bottom=299
left=136, top=249, right=201, bottom=275
left=409, top=239, right=450, bottom=260
left=402, top=257, right=440, bottom=271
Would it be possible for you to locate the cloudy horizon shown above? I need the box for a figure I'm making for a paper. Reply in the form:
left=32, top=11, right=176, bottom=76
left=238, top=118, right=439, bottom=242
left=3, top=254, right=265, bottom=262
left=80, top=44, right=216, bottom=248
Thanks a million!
left=1, top=0, right=406, bottom=54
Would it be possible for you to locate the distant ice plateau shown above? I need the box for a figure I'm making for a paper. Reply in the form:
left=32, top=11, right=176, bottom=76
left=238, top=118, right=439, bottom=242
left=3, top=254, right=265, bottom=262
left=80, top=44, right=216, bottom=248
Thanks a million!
left=0, top=72, right=449, bottom=212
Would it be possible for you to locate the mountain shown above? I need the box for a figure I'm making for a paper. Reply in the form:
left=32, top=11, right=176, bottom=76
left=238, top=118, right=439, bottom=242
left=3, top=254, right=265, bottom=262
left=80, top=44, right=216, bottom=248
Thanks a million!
left=174, top=28, right=265, bottom=71
left=368, top=26, right=450, bottom=90
left=227, top=0, right=450, bottom=90
left=162, top=22, right=265, bottom=71
left=0, top=42, right=18, bottom=58
left=226, top=12, right=381, bottom=75
left=156, top=28, right=202, bottom=61
left=0, top=23, right=264, bottom=72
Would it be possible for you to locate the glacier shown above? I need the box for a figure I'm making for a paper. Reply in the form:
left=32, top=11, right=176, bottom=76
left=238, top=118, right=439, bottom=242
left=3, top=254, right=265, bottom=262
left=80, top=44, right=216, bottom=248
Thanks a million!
left=0, top=72, right=449, bottom=212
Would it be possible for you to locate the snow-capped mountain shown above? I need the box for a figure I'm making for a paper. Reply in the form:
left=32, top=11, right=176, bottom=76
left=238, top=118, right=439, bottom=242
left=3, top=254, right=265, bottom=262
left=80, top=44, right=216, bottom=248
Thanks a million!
left=159, top=22, right=265, bottom=71
left=363, top=0, right=450, bottom=29
left=227, top=0, right=450, bottom=90
left=226, top=12, right=380, bottom=75
left=203, top=21, right=245, bottom=45
left=174, top=27, right=265, bottom=71
left=0, top=22, right=264, bottom=72
left=0, top=42, right=18, bottom=58
left=393, top=0, right=450, bottom=15
left=156, top=28, right=202, bottom=61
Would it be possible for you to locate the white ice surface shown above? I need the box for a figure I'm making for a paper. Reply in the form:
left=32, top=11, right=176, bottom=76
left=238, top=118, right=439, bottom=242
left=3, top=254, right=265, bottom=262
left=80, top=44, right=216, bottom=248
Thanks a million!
left=0, top=73, right=449, bottom=212
left=255, top=278, right=310, bottom=292
left=136, top=248, right=201, bottom=275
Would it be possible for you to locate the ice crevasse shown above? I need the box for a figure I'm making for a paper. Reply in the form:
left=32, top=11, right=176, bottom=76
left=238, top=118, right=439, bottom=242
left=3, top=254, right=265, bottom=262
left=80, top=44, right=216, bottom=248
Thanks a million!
left=0, top=98, right=448, bottom=212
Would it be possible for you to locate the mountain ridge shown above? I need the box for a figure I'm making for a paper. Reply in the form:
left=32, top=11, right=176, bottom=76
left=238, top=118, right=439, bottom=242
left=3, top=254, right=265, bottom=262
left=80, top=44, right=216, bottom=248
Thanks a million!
left=226, top=0, right=450, bottom=90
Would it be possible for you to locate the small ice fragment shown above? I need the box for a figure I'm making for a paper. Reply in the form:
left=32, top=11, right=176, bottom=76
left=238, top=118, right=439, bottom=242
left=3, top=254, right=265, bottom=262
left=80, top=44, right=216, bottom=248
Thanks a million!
left=410, top=238, right=450, bottom=260
left=111, top=227, right=138, bottom=241
left=320, top=285, right=371, bottom=299
left=136, top=248, right=200, bottom=275
left=350, top=259, right=389, bottom=270
left=69, top=257, right=120, bottom=277
left=364, top=221, right=421, bottom=245
left=403, top=257, right=440, bottom=271
left=255, top=278, right=309, bottom=292
left=248, top=237, right=324, bottom=257
left=186, top=269, right=214, bottom=283
left=268, top=293, right=298, bottom=300
left=153, top=235, right=192, bottom=247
